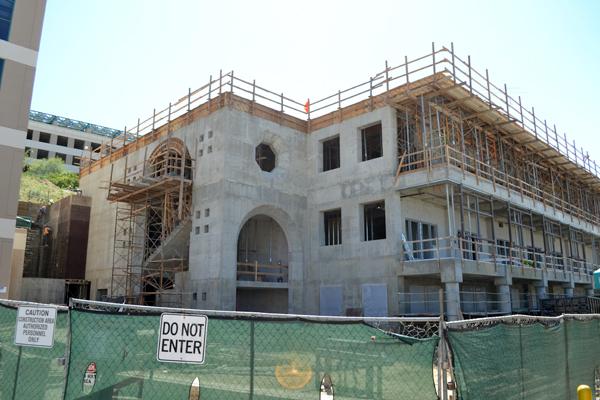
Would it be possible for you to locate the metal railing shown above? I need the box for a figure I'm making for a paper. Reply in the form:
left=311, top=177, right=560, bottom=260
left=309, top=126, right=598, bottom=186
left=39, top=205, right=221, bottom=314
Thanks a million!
left=398, top=144, right=600, bottom=226
left=236, top=261, right=288, bottom=283
left=402, top=235, right=597, bottom=276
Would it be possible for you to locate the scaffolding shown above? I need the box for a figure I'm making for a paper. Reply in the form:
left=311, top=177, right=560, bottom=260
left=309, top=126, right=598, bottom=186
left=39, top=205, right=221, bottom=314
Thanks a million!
left=108, top=137, right=193, bottom=306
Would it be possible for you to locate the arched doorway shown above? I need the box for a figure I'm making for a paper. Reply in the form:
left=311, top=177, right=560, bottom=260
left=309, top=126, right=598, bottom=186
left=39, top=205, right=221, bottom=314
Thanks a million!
left=236, top=215, right=289, bottom=313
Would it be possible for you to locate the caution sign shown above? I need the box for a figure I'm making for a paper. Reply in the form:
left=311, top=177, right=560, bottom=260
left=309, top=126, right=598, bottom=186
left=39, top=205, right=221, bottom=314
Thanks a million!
left=14, top=306, right=56, bottom=348
left=157, top=313, right=207, bottom=364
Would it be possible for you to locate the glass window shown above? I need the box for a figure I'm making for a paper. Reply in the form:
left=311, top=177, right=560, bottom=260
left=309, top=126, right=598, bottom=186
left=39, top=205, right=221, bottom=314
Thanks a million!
left=0, top=58, right=4, bottom=89
left=0, top=0, right=15, bottom=41
left=405, top=220, right=437, bottom=259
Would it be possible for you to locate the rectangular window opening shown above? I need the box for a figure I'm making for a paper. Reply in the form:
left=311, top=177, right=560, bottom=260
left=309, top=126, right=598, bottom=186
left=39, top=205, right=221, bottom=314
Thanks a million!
left=57, top=135, right=68, bottom=147
left=74, top=139, right=85, bottom=150
left=361, top=123, right=383, bottom=161
left=324, top=209, right=342, bottom=246
left=39, top=132, right=51, bottom=143
left=26, top=129, right=33, bottom=140
left=363, top=201, right=386, bottom=241
left=322, top=136, right=340, bottom=171
left=36, top=149, right=49, bottom=159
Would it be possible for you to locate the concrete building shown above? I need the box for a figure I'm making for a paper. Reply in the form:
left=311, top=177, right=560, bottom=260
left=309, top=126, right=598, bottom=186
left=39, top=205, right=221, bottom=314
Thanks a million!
left=0, top=0, right=46, bottom=299
left=80, top=46, right=600, bottom=319
left=26, top=110, right=121, bottom=173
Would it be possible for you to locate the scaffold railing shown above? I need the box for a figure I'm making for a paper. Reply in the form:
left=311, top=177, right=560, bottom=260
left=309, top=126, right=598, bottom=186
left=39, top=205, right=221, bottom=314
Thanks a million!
left=81, top=44, right=600, bottom=184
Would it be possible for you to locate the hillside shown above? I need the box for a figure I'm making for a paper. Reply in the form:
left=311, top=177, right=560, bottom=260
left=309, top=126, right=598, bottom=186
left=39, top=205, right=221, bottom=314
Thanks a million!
left=19, top=173, right=74, bottom=204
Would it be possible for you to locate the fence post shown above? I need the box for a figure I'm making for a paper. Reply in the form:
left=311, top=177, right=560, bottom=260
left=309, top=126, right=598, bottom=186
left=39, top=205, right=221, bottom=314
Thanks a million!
left=250, top=320, right=255, bottom=399
left=11, top=347, right=22, bottom=400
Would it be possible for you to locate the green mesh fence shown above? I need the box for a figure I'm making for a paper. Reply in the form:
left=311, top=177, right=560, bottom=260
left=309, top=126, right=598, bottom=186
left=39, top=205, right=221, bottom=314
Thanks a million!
left=64, top=309, right=439, bottom=399
left=448, top=317, right=600, bottom=400
left=0, top=303, right=69, bottom=400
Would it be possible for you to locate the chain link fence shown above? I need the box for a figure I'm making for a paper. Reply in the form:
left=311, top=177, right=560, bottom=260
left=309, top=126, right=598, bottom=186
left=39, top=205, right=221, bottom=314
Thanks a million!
left=3, top=298, right=600, bottom=400
left=0, top=301, right=69, bottom=400
left=0, top=299, right=441, bottom=399
left=447, top=314, right=600, bottom=400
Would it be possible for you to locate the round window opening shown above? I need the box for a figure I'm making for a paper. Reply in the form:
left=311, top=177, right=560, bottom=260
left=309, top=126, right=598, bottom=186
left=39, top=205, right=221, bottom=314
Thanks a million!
left=255, top=143, right=276, bottom=172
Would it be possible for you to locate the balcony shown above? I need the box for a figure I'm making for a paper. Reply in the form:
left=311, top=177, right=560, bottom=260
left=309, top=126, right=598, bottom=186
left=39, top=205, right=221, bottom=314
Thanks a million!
left=402, top=235, right=597, bottom=278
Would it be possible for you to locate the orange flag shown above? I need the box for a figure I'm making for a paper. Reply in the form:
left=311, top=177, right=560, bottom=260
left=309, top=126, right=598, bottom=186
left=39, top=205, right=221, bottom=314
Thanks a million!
left=304, top=99, right=310, bottom=114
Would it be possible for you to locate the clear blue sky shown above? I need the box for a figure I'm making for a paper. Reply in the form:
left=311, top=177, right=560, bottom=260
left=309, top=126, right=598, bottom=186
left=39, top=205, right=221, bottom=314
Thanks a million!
left=31, top=0, right=600, bottom=161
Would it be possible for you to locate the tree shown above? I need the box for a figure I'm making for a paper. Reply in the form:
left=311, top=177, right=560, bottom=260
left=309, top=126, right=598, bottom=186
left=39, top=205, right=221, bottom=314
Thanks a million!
left=25, top=157, right=79, bottom=189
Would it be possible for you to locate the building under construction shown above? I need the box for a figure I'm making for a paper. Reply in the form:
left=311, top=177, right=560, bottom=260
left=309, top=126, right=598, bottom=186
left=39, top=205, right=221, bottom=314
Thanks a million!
left=80, top=44, right=600, bottom=319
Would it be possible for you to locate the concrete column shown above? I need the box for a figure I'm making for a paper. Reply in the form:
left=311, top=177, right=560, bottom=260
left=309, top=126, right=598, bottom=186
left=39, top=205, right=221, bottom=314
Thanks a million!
left=444, top=282, right=461, bottom=321
left=496, top=284, right=512, bottom=314
left=535, top=285, right=548, bottom=300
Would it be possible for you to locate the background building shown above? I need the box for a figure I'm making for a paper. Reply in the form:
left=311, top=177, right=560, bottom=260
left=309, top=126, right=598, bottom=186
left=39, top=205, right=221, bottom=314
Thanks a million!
left=26, top=110, right=120, bottom=172
left=79, top=46, right=600, bottom=319
left=0, top=0, right=46, bottom=298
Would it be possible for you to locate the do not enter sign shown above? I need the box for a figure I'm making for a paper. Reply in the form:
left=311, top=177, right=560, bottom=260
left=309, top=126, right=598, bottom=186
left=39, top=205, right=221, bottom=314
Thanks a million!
left=157, top=313, right=208, bottom=364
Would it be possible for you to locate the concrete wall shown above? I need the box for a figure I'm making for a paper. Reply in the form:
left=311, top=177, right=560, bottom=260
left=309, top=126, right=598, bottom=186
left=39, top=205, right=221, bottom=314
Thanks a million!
left=306, top=106, right=400, bottom=315
left=81, top=100, right=600, bottom=317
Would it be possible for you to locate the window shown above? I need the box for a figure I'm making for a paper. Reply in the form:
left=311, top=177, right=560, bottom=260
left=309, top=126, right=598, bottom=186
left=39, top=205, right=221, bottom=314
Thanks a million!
left=199, top=149, right=203, bottom=157
left=204, top=225, right=209, bottom=233
left=322, top=136, right=340, bottom=171
left=363, top=201, right=386, bottom=241
left=91, top=142, right=101, bottom=151
left=0, top=0, right=15, bottom=41
left=199, top=134, right=204, bottom=142
left=361, top=123, right=383, bottom=161
left=255, top=143, right=275, bottom=172
left=324, top=209, right=342, bottom=246
left=72, top=156, right=81, bottom=166
left=205, top=208, right=210, bottom=217
left=36, top=149, right=48, bottom=159
left=57, top=135, right=68, bottom=147
left=55, top=153, right=67, bottom=162
left=208, top=130, right=213, bottom=138
left=405, top=220, right=437, bottom=259
left=39, top=132, right=51, bottom=143
left=207, top=145, right=212, bottom=153
left=195, top=226, right=200, bottom=235
left=74, top=139, right=85, bottom=150
left=26, top=130, right=33, bottom=140
left=195, top=210, right=201, bottom=219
